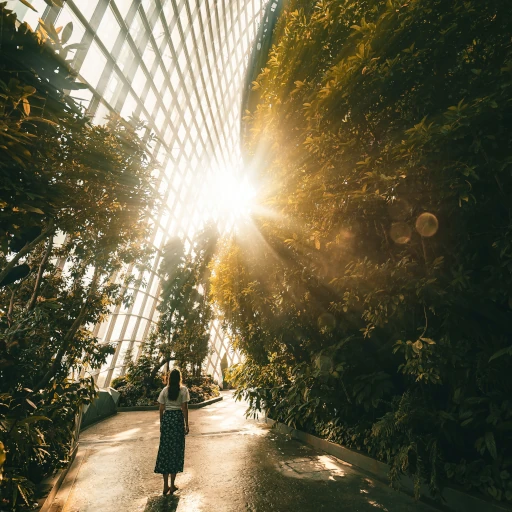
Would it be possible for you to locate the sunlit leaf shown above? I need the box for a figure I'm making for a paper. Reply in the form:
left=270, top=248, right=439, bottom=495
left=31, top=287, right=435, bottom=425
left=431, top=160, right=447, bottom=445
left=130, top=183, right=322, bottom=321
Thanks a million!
left=20, top=204, right=44, bottom=214
left=18, top=0, right=38, bottom=12
left=26, top=399, right=37, bottom=409
left=22, top=98, right=30, bottom=116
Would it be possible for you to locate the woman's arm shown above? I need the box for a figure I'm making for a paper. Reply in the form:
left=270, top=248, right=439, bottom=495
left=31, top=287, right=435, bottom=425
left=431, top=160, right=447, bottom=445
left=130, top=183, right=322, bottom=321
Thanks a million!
left=181, top=402, right=189, bottom=434
left=159, top=403, right=165, bottom=425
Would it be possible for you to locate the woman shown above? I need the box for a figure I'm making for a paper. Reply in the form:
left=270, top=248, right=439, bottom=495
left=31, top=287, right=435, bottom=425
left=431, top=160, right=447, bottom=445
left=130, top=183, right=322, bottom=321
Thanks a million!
left=154, top=368, right=190, bottom=495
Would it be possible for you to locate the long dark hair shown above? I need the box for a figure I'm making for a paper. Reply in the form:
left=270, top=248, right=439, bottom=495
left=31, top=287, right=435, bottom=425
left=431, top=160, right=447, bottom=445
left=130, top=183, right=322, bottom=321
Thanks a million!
left=167, top=368, right=182, bottom=401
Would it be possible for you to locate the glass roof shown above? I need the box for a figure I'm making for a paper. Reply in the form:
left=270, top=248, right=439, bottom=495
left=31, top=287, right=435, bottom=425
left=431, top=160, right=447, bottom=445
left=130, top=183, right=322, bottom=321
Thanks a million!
left=8, top=0, right=265, bottom=386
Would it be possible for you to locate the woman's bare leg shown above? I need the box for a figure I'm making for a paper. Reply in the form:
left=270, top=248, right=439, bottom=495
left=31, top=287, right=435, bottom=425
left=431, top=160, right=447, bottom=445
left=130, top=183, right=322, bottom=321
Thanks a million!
left=163, top=474, right=170, bottom=494
left=170, top=473, right=178, bottom=493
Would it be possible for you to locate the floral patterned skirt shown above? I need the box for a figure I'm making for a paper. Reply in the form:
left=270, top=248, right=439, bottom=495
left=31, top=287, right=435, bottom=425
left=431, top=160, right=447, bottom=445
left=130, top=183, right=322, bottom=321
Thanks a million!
left=154, top=410, right=185, bottom=474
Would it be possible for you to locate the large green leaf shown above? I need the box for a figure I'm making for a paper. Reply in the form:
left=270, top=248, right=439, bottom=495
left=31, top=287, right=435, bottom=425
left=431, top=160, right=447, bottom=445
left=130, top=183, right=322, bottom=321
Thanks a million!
left=485, top=432, right=498, bottom=461
left=60, top=21, right=73, bottom=44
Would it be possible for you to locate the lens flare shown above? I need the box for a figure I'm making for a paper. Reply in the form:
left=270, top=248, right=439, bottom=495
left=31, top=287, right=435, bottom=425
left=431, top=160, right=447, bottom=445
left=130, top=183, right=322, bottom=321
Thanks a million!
left=415, top=212, right=439, bottom=237
left=390, top=222, right=411, bottom=244
left=387, top=199, right=412, bottom=221
left=318, top=312, right=336, bottom=332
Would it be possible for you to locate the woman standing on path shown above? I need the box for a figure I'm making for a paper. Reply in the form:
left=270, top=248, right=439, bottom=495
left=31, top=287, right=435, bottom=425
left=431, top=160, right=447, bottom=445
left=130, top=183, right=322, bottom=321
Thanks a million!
left=154, top=368, right=190, bottom=495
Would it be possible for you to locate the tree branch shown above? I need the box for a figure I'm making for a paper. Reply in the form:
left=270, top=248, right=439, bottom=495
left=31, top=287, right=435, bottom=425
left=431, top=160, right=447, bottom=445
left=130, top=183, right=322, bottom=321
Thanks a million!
left=34, top=267, right=99, bottom=391
left=151, top=355, right=176, bottom=379
left=0, top=218, right=55, bottom=285
left=7, top=287, right=15, bottom=326
left=27, top=235, right=53, bottom=311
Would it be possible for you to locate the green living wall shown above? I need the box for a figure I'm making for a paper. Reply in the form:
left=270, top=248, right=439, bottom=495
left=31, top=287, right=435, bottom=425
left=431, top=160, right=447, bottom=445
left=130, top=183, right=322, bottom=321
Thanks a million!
left=210, top=0, right=512, bottom=503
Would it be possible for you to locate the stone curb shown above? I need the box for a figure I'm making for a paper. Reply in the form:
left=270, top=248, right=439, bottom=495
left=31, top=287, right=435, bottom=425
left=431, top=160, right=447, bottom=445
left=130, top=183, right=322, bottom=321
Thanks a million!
left=266, top=418, right=510, bottom=512
left=189, top=395, right=223, bottom=409
left=35, top=444, right=79, bottom=512
left=117, top=395, right=223, bottom=411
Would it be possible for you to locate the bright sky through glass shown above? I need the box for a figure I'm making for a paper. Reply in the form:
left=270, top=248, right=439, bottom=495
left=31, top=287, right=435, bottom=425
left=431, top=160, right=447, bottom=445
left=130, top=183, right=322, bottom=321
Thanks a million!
left=9, top=0, right=266, bottom=387
left=210, top=171, right=257, bottom=221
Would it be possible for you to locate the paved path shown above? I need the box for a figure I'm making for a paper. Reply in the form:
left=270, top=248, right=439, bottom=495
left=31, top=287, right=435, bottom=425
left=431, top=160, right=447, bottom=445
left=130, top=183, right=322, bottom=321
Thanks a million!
left=49, top=391, right=437, bottom=512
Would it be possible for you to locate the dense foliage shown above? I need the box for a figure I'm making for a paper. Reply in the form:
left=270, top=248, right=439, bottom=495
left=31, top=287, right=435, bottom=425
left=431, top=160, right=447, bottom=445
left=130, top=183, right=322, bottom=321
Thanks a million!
left=112, top=362, right=220, bottom=407
left=112, top=226, right=220, bottom=407
left=212, top=0, right=512, bottom=503
left=0, top=5, right=155, bottom=509
left=150, top=225, right=218, bottom=378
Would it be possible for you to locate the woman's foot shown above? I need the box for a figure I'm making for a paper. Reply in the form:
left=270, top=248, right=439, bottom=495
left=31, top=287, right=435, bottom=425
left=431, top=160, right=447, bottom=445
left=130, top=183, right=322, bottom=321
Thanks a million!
left=170, top=486, right=179, bottom=494
left=163, top=486, right=170, bottom=495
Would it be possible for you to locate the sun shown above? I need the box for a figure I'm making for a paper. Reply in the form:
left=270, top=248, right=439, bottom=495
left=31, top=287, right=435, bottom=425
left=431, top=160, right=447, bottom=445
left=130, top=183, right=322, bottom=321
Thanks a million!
left=210, top=170, right=257, bottom=221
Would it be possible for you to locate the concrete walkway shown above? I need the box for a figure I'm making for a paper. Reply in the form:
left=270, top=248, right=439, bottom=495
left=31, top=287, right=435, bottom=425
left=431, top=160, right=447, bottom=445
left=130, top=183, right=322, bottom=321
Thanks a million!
left=49, top=391, right=437, bottom=512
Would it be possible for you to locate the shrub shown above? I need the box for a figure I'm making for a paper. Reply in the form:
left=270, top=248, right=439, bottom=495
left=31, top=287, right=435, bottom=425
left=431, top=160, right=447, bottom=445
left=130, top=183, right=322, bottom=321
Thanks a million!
left=113, top=371, right=220, bottom=407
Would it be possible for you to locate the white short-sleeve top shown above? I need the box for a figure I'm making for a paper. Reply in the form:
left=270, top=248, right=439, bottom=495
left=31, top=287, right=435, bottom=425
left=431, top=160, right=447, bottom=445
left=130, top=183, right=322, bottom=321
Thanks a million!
left=157, top=386, right=190, bottom=411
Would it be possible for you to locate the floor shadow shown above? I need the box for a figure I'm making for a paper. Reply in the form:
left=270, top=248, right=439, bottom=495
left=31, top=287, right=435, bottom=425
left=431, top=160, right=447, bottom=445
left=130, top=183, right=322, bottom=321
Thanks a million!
left=239, top=432, right=434, bottom=512
left=143, top=494, right=180, bottom=512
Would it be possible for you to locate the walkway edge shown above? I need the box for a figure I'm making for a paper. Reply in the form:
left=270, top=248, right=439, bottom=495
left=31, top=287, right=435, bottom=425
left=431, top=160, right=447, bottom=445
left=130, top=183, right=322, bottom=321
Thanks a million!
left=118, top=395, right=223, bottom=411
left=266, top=418, right=509, bottom=512
left=35, top=444, right=79, bottom=512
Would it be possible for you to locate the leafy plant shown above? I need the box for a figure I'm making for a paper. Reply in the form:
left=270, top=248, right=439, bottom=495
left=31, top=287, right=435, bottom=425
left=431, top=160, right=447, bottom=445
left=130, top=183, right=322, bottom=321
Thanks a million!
left=149, top=224, right=219, bottom=379
left=0, top=3, right=156, bottom=509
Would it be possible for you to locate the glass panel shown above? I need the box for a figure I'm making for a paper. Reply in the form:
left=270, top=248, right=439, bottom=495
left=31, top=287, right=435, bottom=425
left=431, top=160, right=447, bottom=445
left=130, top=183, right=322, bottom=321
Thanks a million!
left=142, top=42, right=157, bottom=72
left=164, top=125, right=173, bottom=145
left=141, top=0, right=153, bottom=17
left=143, top=296, right=155, bottom=319
left=70, top=87, right=94, bottom=110
left=155, top=108, right=165, bottom=130
left=152, top=16, right=165, bottom=47
left=110, top=365, right=122, bottom=381
left=120, top=92, right=138, bottom=119
left=132, top=291, right=145, bottom=316
left=163, top=87, right=173, bottom=106
left=116, top=342, right=130, bottom=367
left=144, top=87, right=157, bottom=114
left=96, top=320, right=109, bottom=340
left=92, top=101, right=111, bottom=125
left=80, top=41, right=107, bottom=89
left=149, top=276, right=160, bottom=297
left=78, top=0, right=99, bottom=22
left=118, top=41, right=136, bottom=73
left=96, top=369, right=109, bottom=388
left=97, top=6, right=121, bottom=52
left=55, top=6, right=86, bottom=48
left=13, top=0, right=47, bottom=29
left=115, top=0, right=132, bottom=21
left=137, top=319, right=149, bottom=340
left=130, top=11, right=145, bottom=48
left=153, top=65, right=165, bottom=92
left=132, top=66, right=147, bottom=96
left=131, top=342, right=141, bottom=361
left=125, top=316, right=138, bottom=340
left=104, top=70, right=123, bottom=105
left=110, top=315, right=126, bottom=341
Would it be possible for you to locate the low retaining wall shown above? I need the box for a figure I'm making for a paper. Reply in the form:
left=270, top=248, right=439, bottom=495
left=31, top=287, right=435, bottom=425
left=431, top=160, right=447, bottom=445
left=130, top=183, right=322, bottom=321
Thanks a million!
left=118, top=395, right=223, bottom=411
left=266, top=418, right=510, bottom=512
left=81, top=388, right=118, bottom=429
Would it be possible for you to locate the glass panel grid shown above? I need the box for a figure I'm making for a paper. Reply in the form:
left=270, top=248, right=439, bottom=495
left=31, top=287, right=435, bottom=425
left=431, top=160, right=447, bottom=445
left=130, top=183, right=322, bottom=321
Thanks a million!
left=16, top=0, right=266, bottom=387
